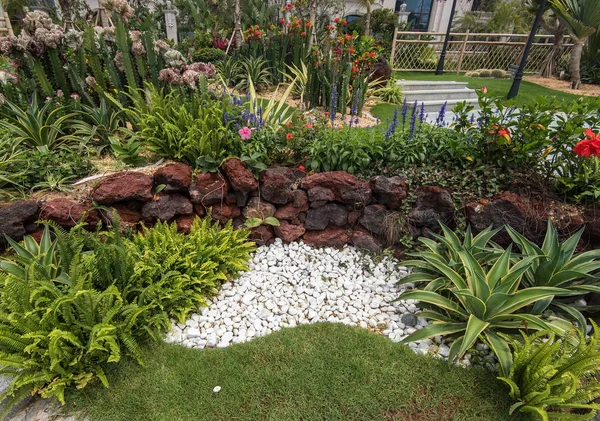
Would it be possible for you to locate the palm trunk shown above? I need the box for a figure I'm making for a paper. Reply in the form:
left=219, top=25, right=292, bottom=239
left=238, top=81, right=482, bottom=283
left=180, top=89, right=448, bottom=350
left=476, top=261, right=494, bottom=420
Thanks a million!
left=569, top=40, right=583, bottom=89
left=364, top=6, right=371, bottom=36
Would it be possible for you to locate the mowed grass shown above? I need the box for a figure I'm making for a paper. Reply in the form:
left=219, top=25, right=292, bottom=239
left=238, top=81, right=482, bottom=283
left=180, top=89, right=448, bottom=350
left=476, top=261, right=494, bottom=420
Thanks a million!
left=66, top=323, right=528, bottom=421
left=370, top=71, right=596, bottom=122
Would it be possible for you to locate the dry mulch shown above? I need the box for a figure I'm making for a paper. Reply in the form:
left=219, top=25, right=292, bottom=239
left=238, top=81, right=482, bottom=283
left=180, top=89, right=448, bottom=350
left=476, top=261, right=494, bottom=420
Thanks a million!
left=524, top=76, right=600, bottom=97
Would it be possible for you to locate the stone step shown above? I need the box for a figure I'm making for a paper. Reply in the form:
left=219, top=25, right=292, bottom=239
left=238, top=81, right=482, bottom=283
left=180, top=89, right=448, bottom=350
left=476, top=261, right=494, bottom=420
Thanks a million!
left=396, top=80, right=470, bottom=92
left=410, top=98, right=480, bottom=114
left=402, top=88, right=479, bottom=103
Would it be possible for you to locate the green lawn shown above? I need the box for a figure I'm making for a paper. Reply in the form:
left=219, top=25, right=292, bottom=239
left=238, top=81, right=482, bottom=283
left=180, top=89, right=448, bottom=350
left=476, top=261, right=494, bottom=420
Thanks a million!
left=370, top=71, right=597, bottom=122
left=66, top=323, right=528, bottom=421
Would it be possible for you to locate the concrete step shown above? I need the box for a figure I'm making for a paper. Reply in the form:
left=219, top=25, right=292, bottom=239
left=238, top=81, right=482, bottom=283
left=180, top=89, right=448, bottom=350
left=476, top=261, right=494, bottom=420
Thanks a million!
left=409, top=98, right=480, bottom=114
left=396, top=80, right=469, bottom=92
left=403, top=88, right=479, bottom=102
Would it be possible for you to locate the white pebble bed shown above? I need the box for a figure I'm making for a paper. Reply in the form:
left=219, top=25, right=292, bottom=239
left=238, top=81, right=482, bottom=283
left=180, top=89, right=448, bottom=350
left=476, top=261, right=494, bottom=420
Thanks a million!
left=165, top=240, right=492, bottom=367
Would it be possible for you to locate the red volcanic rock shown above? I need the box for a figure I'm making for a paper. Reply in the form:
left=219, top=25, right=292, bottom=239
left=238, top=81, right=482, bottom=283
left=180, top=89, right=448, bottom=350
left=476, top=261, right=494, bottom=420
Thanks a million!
left=242, top=197, right=276, bottom=219
left=259, top=167, right=305, bottom=204
left=359, top=204, right=390, bottom=236
left=189, top=172, right=229, bottom=206
left=107, top=205, right=142, bottom=230
left=154, top=163, right=193, bottom=192
left=304, top=203, right=348, bottom=230
left=369, top=176, right=407, bottom=210
left=208, top=203, right=241, bottom=223
left=274, top=220, right=306, bottom=243
left=0, top=200, right=39, bottom=245
left=92, top=172, right=153, bottom=205
left=221, top=158, right=258, bottom=193
left=176, top=214, right=197, bottom=234
left=303, top=227, right=351, bottom=248
left=351, top=228, right=381, bottom=253
left=300, top=171, right=371, bottom=206
left=250, top=225, right=274, bottom=246
left=141, top=194, right=193, bottom=222
left=39, top=198, right=99, bottom=228
left=408, top=186, right=454, bottom=231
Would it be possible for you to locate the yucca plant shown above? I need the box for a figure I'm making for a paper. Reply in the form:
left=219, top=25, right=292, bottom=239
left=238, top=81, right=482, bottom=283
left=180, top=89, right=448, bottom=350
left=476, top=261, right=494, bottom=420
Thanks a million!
left=498, top=322, right=600, bottom=420
left=507, top=220, right=600, bottom=333
left=246, top=76, right=297, bottom=129
left=0, top=96, right=80, bottom=152
left=398, top=236, right=573, bottom=376
left=398, top=224, right=505, bottom=292
left=216, top=56, right=243, bottom=88
left=0, top=227, right=149, bottom=414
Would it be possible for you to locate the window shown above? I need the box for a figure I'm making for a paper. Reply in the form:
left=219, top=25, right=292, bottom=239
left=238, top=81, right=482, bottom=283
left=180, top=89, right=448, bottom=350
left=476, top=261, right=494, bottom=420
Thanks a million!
left=344, top=14, right=362, bottom=23
left=396, top=0, right=433, bottom=31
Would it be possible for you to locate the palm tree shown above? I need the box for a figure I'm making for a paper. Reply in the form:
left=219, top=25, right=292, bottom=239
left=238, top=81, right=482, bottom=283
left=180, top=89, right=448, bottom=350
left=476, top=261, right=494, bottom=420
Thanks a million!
left=548, top=0, right=600, bottom=89
left=309, top=0, right=317, bottom=49
left=357, top=0, right=376, bottom=36
left=525, top=0, right=565, bottom=78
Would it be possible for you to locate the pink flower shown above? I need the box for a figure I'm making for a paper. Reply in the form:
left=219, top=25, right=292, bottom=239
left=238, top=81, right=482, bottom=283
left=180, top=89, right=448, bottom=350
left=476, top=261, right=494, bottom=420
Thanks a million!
left=238, top=127, right=252, bottom=140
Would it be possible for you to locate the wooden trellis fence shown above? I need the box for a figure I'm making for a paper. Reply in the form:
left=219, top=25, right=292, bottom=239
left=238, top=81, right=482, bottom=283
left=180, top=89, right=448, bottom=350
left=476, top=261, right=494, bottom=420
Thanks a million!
left=0, top=8, right=13, bottom=37
left=390, top=30, right=573, bottom=74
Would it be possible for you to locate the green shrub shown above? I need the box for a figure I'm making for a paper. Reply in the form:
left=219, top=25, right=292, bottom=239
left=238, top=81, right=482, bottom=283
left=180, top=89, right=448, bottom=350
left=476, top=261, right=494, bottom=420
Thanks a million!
left=0, top=227, right=150, bottom=413
left=371, top=78, right=404, bottom=105
left=236, top=56, right=271, bottom=92
left=466, top=71, right=481, bottom=77
left=309, top=127, right=385, bottom=174
left=491, top=69, right=505, bottom=78
left=192, top=47, right=227, bottom=64
left=14, top=149, right=96, bottom=191
left=126, top=218, right=256, bottom=322
left=479, top=69, right=492, bottom=78
left=397, top=223, right=572, bottom=377
left=131, top=86, right=239, bottom=166
left=217, top=56, right=243, bottom=88
left=498, top=323, right=600, bottom=420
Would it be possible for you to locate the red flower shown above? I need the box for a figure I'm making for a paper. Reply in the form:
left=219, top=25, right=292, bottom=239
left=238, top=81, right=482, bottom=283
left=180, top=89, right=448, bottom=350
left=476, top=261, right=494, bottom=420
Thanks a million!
left=285, top=122, right=291, bottom=127
left=280, top=18, right=286, bottom=24
left=349, top=46, right=355, bottom=54
left=334, top=17, right=340, bottom=23
left=573, top=129, right=600, bottom=157
left=299, top=165, right=305, bottom=171
left=481, top=86, right=488, bottom=94
left=286, top=133, right=293, bottom=141
left=369, top=52, right=376, bottom=58
left=342, top=20, right=347, bottom=25
left=305, top=123, right=312, bottom=129
left=301, top=31, right=306, bottom=37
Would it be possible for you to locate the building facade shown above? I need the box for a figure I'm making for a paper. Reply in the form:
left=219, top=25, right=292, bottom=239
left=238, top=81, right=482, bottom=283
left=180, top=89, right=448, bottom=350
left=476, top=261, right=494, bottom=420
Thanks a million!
left=342, top=0, right=473, bottom=33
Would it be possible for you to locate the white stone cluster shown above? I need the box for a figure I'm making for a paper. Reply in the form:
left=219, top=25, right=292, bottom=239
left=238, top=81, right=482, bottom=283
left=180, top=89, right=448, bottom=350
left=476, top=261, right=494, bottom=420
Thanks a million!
left=165, top=240, right=493, bottom=366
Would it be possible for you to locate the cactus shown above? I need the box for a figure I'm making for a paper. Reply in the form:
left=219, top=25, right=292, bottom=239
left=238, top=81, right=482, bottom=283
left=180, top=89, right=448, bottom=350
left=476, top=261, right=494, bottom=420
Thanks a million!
left=114, top=18, right=139, bottom=94
left=26, top=53, right=54, bottom=97
left=47, top=49, right=69, bottom=94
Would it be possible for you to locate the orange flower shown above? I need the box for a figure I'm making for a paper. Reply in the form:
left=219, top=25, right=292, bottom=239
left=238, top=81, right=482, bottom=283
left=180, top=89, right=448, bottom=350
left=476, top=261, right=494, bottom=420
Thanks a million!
left=286, top=133, right=293, bottom=141
left=305, top=123, right=312, bottom=129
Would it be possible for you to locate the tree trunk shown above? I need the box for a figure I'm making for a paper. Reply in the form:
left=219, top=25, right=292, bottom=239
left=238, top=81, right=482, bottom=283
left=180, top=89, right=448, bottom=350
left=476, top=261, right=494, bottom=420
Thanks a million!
left=309, top=0, right=317, bottom=50
left=233, top=0, right=242, bottom=49
left=364, top=5, right=371, bottom=36
left=540, top=20, right=564, bottom=78
left=569, top=40, right=583, bottom=89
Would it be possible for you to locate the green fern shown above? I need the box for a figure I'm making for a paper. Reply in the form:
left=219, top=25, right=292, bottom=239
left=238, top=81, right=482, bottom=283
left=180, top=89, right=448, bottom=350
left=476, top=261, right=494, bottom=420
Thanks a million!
left=498, top=322, right=600, bottom=421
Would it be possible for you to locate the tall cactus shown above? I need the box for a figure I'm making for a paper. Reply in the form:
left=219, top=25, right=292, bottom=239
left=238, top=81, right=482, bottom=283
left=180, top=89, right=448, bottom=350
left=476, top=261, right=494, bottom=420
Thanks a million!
left=114, top=18, right=139, bottom=94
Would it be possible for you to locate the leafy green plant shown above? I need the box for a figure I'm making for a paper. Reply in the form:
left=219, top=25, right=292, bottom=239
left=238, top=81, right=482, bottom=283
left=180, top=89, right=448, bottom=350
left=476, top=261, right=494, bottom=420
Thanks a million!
left=506, top=220, right=600, bottom=332
left=370, top=77, right=404, bottom=105
left=309, top=127, right=385, bottom=174
left=244, top=216, right=280, bottom=229
left=109, top=135, right=147, bottom=167
left=191, top=47, right=227, bottom=63
left=72, top=99, right=126, bottom=154
left=0, top=227, right=149, bottom=414
left=498, top=323, right=600, bottom=420
left=246, top=76, right=297, bottom=129
left=125, top=217, right=255, bottom=323
left=236, top=56, right=271, bottom=92
left=397, top=223, right=572, bottom=376
left=0, top=97, right=79, bottom=152
left=131, top=86, right=238, bottom=166
left=216, top=56, right=243, bottom=88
